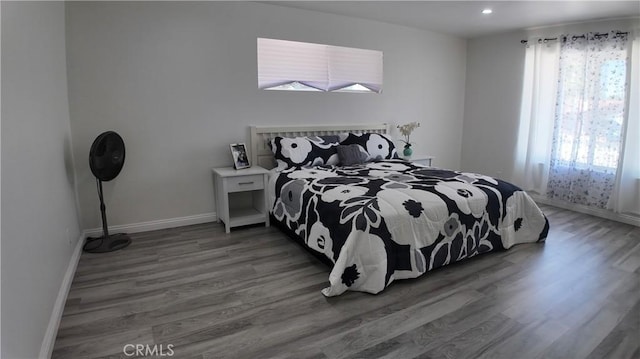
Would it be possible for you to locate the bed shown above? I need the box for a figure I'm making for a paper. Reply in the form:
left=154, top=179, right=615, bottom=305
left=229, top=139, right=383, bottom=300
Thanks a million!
left=250, top=124, right=549, bottom=297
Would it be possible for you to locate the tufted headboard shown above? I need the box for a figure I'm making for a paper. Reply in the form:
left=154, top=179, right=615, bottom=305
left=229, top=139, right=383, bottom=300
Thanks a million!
left=249, top=123, right=390, bottom=169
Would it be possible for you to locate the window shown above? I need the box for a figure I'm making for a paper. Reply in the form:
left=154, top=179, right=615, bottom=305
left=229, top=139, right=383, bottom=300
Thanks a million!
left=553, top=44, right=627, bottom=170
left=515, top=31, right=636, bottom=210
left=257, top=38, right=383, bottom=93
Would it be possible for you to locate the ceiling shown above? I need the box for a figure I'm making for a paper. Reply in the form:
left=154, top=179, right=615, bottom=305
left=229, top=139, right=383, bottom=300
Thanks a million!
left=265, top=1, right=640, bottom=38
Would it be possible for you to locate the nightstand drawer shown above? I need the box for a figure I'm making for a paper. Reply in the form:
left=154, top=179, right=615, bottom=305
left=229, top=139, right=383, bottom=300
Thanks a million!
left=226, top=174, right=264, bottom=192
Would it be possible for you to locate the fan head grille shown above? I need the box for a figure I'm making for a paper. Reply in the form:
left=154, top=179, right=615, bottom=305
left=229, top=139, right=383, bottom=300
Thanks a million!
left=89, top=131, right=125, bottom=181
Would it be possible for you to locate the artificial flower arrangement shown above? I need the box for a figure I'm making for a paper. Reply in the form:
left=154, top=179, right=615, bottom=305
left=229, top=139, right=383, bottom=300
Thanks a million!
left=397, top=122, right=420, bottom=156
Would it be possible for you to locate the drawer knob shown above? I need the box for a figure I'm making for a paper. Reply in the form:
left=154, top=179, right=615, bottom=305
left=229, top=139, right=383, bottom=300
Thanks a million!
left=238, top=181, right=254, bottom=185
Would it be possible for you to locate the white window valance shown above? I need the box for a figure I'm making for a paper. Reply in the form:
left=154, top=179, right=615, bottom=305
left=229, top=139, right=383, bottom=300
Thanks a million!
left=257, top=38, right=383, bottom=93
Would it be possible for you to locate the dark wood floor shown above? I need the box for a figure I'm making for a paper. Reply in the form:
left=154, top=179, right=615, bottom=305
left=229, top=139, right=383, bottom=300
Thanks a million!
left=53, top=204, right=640, bottom=359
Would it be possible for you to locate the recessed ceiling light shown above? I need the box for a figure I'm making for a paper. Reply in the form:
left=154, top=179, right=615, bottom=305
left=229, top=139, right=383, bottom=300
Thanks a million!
left=482, top=9, right=493, bottom=14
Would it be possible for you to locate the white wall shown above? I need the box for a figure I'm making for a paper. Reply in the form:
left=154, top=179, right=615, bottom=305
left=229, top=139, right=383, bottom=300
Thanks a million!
left=1, top=2, right=82, bottom=358
left=65, top=1, right=467, bottom=230
left=462, top=18, right=639, bottom=182
left=461, top=30, right=526, bottom=180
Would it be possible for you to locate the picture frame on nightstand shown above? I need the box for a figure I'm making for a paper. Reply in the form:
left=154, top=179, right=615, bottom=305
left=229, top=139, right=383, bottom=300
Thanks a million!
left=230, top=143, right=250, bottom=169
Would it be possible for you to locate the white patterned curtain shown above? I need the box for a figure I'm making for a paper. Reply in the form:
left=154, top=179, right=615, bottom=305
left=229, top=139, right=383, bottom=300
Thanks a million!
left=546, top=32, right=630, bottom=208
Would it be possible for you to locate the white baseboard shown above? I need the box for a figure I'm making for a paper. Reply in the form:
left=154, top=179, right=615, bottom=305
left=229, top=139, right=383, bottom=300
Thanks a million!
left=532, top=195, right=640, bottom=227
left=83, top=212, right=217, bottom=237
left=39, top=234, right=84, bottom=359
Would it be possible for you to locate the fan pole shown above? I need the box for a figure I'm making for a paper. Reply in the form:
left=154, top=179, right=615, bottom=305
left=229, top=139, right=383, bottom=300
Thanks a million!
left=83, top=178, right=131, bottom=253
left=98, top=179, right=110, bottom=238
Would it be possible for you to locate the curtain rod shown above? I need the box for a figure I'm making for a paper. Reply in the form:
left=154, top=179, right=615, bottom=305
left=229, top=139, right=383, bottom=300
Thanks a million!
left=520, top=31, right=629, bottom=44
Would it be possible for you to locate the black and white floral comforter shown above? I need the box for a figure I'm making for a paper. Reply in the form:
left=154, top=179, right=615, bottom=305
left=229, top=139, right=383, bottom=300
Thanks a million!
left=270, top=159, right=549, bottom=296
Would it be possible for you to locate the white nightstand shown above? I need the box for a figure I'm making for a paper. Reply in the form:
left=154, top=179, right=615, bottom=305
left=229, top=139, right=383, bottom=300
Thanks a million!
left=403, top=154, right=434, bottom=167
left=212, top=166, right=270, bottom=233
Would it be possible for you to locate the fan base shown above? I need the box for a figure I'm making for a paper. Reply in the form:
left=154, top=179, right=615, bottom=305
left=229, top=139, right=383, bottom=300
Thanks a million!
left=83, top=233, right=131, bottom=253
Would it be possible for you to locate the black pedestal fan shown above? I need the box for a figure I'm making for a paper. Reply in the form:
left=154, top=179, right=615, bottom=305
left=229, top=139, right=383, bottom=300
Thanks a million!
left=83, top=131, right=132, bottom=253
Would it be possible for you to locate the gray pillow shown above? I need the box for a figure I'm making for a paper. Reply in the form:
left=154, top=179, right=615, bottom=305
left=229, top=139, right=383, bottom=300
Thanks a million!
left=337, top=144, right=368, bottom=166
